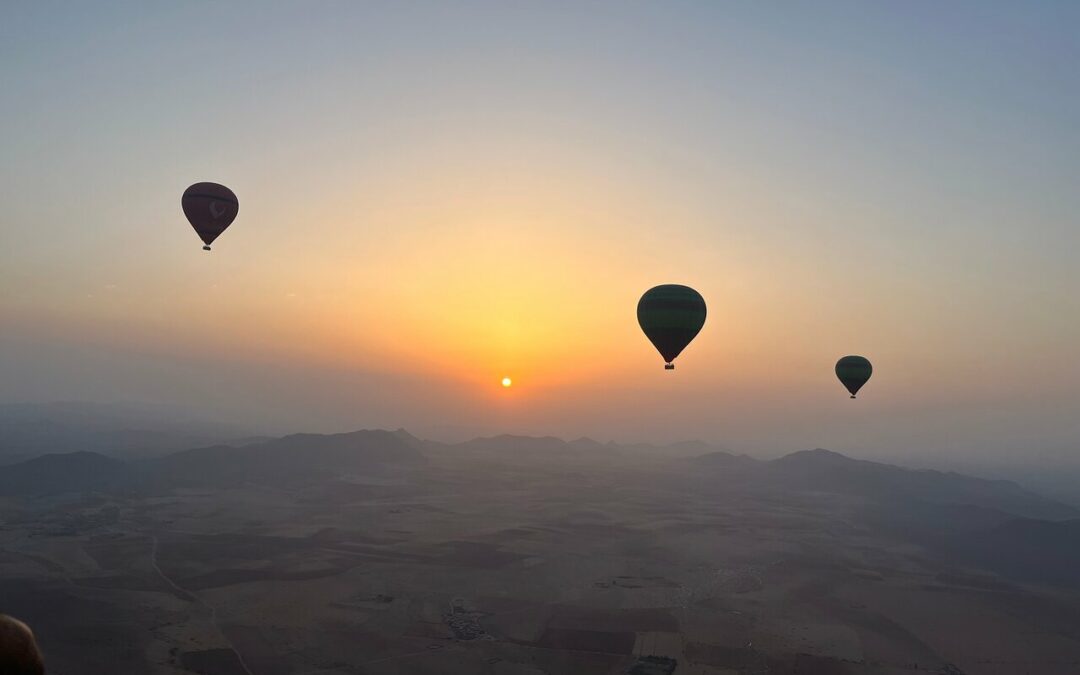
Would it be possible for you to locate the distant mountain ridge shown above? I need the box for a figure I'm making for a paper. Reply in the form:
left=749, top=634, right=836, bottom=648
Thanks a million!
left=0, top=430, right=1073, bottom=526
left=676, top=446, right=1075, bottom=522
left=0, top=429, right=426, bottom=495
left=6, top=428, right=1080, bottom=589
left=767, top=448, right=1075, bottom=521
left=0, top=402, right=253, bottom=461
left=0, top=451, right=125, bottom=496
left=147, top=429, right=427, bottom=488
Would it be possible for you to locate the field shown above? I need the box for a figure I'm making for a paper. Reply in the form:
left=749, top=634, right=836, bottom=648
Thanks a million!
left=2, top=440, right=1079, bottom=675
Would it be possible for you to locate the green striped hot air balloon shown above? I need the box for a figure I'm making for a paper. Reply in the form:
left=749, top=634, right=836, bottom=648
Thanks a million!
left=637, top=284, right=707, bottom=370
left=835, top=355, right=872, bottom=398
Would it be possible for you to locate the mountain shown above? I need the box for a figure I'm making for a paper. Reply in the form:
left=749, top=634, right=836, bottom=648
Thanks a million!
left=147, top=429, right=427, bottom=488
left=0, top=451, right=127, bottom=496
left=0, top=402, right=252, bottom=461
left=0, top=429, right=427, bottom=495
left=356, top=435, right=1080, bottom=523
left=1, top=431, right=1075, bottom=531
left=613, top=439, right=734, bottom=458
left=767, top=448, right=1075, bottom=521
left=450, top=435, right=733, bottom=460
left=685, top=450, right=760, bottom=470
left=454, top=434, right=597, bottom=455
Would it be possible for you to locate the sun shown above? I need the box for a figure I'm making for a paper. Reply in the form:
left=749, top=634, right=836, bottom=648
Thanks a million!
left=501, top=377, right=512, bottom=388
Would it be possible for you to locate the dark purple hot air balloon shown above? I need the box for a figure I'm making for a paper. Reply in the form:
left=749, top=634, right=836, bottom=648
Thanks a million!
left=182, top=182, right=238, bottom=251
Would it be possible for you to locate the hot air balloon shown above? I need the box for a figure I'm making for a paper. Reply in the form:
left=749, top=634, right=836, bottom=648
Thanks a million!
left=182, top=182, right=238, bottom=251
left=637, top=284, right=706, bottom=370
left=835, top=355, right=872, bottom=398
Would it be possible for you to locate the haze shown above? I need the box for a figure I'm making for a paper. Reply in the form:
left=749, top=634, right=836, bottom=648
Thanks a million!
left=3, top=2, right=1079, bottom=464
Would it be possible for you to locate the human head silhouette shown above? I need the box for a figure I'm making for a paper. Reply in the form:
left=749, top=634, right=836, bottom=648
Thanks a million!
left=0, top=615, right=45, bottom=675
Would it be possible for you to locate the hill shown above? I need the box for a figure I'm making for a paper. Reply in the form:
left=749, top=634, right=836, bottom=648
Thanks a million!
left=148, top=429, right=427, bottom=488
left=768, top=448, right=1075, bottom=521
left=0, top=451, right=127, bottom=496
left=0, top=402, right=251, bottom=461
left=0, top=429, right=427, bottom=495
left=1, top=431, right=1074, bottom=528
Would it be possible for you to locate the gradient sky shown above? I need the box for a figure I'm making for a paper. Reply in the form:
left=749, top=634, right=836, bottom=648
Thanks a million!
left=2, top=2, right=1078, bottom=462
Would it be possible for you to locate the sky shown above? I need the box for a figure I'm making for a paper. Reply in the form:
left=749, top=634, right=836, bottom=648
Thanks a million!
left=2, top=2, right=1078, bottom=462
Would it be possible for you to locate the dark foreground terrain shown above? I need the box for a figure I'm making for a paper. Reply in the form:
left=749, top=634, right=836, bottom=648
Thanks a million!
left=2, top=430, right=1080, bottom=674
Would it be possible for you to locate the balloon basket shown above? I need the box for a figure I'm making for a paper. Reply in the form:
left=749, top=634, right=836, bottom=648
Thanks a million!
left=664, top=364, right=674, bottom=370
left=203, top=245, right=211, bottom=251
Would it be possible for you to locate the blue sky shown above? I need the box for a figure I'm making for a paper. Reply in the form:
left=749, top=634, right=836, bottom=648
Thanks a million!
left=2, top=2, right=1077, bottom=461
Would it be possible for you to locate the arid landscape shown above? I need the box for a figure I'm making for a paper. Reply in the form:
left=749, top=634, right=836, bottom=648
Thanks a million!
left=5, top=3, right=1078, bottom=674
left=3, top=425, right=1080, bottom=675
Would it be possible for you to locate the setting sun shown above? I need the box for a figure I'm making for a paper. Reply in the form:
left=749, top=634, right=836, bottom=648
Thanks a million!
left=501, top=377, right=512, bottom=388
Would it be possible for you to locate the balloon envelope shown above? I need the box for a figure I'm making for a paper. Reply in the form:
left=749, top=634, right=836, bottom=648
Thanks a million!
left=182, top=182, right=238, bottom=249
left=637, top=284, right=707, bottom=369
left=835, top=355, right=872, bottom=398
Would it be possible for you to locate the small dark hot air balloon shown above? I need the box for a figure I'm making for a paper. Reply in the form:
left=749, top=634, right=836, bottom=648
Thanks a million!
left=835, top=355, right=872, bottom=398
left=637, top=284, right=706, bottom=370
left=182, top=182, right=238, bottom=251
